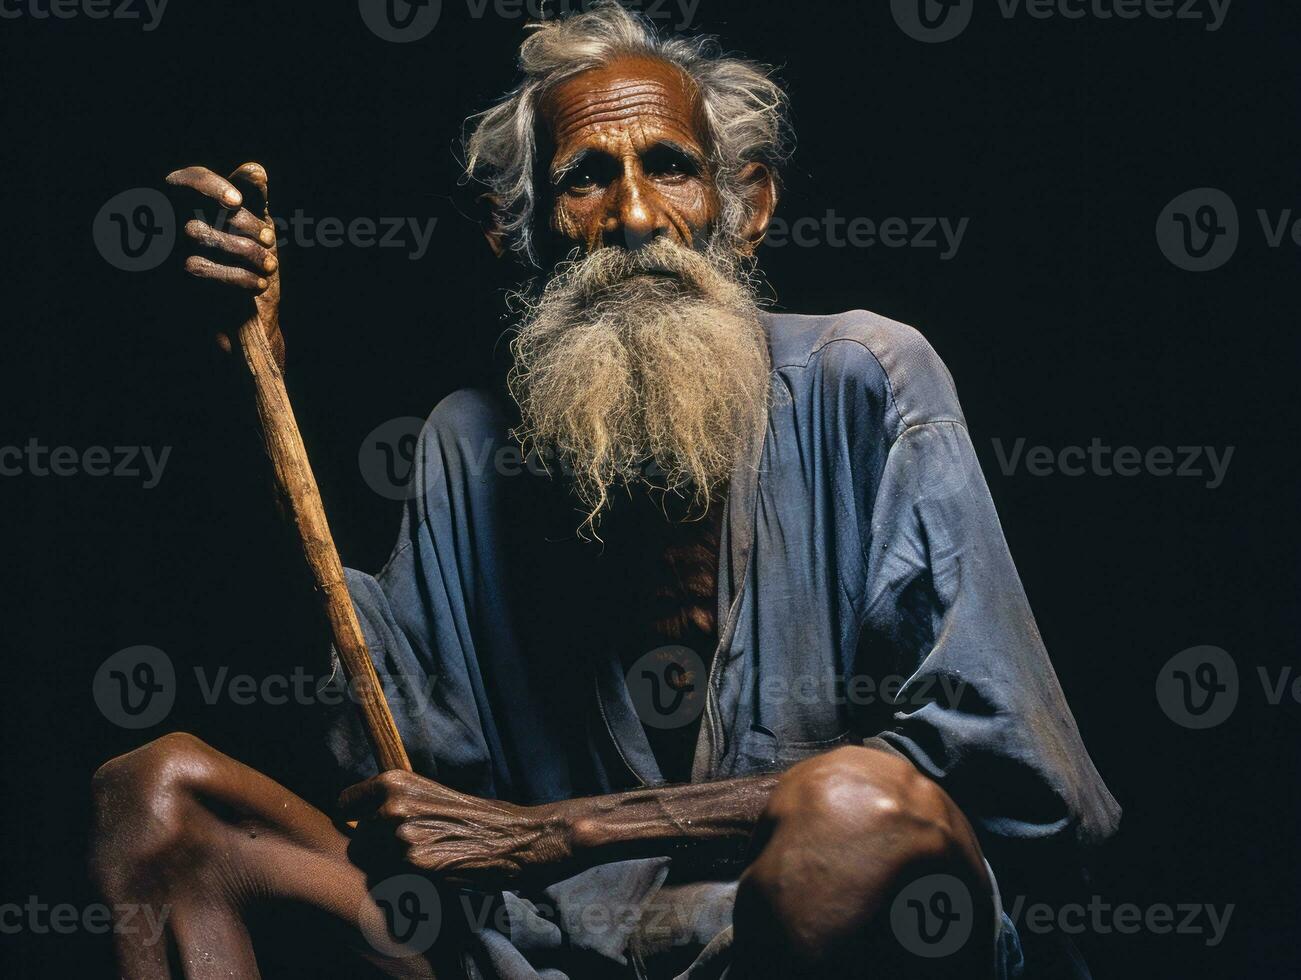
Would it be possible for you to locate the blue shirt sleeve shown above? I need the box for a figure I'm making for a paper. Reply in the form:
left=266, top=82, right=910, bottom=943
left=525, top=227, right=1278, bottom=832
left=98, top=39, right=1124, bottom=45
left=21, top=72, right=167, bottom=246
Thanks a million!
left=859, top=416, right=1121, bottom=868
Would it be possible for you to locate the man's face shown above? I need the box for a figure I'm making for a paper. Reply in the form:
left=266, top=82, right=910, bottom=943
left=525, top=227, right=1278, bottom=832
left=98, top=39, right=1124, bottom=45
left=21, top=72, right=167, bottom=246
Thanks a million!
left=539, top=55, right=721, bottom=257
left=509, top=56, right=771, bottom=533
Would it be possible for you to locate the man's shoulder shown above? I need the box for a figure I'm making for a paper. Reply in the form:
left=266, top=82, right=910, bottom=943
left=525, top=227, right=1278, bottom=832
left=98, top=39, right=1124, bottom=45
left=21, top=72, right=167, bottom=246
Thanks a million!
left=761, top=309, right=964, bottom=430
left=426, top=387, right=506, bottom=431
left=417, top=388, right=511, bottom=458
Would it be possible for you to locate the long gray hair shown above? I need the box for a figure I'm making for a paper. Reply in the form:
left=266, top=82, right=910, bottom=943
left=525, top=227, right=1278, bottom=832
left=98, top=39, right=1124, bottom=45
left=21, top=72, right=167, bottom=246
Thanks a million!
left=463, top=0, right=793, bottom=266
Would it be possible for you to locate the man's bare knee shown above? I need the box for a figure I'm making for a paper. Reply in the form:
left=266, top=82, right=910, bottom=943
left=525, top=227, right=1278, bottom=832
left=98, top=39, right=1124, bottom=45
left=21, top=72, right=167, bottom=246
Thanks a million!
left=762, top=746, right=961, bottom=853
left=737, top=746, right=985, bottom=970
left=90, top=732, right=223, bottom=888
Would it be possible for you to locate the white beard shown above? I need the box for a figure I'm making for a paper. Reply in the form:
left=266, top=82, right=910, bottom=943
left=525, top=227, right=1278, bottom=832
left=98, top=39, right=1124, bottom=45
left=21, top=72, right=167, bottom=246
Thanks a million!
left=508, top=237, right=770, bottom=530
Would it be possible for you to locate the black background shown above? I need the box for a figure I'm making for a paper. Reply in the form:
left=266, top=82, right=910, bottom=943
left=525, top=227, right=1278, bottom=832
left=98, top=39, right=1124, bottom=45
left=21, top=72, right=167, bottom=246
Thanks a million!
left=2, top=0, right=1299, bottom=976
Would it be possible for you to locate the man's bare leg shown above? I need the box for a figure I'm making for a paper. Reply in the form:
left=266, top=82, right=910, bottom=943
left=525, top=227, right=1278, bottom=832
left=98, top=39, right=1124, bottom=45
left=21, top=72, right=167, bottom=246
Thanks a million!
left=89, top=732, right=439, bottom=980
left=91, top=737, right=995, bottom=979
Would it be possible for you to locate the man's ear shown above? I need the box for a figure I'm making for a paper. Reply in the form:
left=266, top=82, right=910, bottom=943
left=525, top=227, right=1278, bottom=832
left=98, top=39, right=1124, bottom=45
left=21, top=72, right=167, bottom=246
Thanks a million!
left=478, top=193, right=509, bottom=259
left=734, top=162, right=777, bottom=255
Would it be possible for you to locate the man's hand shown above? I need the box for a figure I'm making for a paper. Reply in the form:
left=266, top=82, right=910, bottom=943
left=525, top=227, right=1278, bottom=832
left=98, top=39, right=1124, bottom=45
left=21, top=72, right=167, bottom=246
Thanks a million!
left=166, top=162, right=284, bottom=370
left=339, top=771, right=573, bottom=886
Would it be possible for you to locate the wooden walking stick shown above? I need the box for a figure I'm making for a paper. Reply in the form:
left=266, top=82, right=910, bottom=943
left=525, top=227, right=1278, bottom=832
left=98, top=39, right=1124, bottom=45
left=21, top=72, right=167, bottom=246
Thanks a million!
left=237, top=314, right=413, bottom=774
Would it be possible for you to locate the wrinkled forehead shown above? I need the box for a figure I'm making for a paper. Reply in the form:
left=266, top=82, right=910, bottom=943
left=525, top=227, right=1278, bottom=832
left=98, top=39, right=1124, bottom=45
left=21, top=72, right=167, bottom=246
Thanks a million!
left=539, top=55, right=708, bottom=156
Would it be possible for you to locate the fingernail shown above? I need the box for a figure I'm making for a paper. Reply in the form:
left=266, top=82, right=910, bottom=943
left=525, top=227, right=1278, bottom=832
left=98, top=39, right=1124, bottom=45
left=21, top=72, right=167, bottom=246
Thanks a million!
left=259, top=227, right=276, bottom=246
left=263, top=256, right=278, bottom=273
left=225, top=190, right=242, bottom=207
left=257, top=278, right=269, bottom=290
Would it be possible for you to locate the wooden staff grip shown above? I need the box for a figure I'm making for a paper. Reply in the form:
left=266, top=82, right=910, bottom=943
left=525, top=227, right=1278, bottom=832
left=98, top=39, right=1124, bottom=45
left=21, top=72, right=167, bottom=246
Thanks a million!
left=238, top=316, right=412, bottom=773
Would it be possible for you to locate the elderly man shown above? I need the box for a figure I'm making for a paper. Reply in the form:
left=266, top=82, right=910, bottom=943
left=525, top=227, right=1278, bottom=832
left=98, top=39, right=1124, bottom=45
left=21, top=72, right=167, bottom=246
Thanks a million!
left=90, top=4, right=1119, bottom=978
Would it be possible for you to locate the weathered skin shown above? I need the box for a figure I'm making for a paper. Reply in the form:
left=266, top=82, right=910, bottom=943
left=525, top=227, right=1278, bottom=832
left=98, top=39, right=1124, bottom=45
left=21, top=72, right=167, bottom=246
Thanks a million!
left=542, top=55, right=722, bottom=253
left=93, top=56, right=995, bottom=979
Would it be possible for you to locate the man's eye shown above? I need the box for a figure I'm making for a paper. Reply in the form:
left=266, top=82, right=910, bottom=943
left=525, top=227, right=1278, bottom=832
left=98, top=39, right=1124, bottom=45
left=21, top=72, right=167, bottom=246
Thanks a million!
left=644, top=146, right=699, bottom=181
left=557, top=155, right=617, bottom=193
left=557, top=173, right=591, bottom=193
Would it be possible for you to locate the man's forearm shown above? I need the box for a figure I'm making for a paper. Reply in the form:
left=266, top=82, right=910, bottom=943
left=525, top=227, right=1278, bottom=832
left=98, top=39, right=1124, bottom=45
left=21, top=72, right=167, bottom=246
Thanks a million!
left=549, top=774, right=781, bottom=874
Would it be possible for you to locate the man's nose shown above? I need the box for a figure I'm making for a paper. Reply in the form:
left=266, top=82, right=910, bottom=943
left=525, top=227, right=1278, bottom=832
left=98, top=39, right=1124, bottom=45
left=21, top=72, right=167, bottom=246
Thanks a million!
left=603, top=176, right=672, bottom=251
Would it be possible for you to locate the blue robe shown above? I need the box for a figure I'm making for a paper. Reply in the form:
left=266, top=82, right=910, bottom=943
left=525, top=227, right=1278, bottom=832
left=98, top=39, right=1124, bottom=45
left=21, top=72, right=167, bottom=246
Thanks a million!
left=323, top=309, right=1121, bottom=978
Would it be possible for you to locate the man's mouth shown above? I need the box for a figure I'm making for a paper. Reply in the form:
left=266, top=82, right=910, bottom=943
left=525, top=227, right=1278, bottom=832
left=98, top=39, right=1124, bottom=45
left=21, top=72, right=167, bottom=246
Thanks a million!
left=627, top=259, right=688, bottom=280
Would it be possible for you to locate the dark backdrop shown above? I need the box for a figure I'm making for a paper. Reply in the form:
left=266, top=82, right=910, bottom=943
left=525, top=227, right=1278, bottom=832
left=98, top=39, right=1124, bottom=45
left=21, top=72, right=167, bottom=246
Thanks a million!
left=2, top=1, right=1298, bottom=976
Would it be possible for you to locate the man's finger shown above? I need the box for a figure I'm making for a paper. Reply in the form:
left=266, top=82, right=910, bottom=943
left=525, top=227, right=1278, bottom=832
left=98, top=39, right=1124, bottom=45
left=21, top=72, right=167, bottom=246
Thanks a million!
left=166, top=166, right=243, bottom=209
left=337, top=776, right=388, bottom=820
left=183, top=254, right=268, bottom=292
left=185, top=220, right=278, bottom=274
left=228, top=161, right=270, bottom=218
left=212, top=205, right=277, bottom=244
